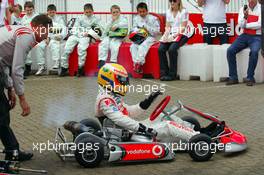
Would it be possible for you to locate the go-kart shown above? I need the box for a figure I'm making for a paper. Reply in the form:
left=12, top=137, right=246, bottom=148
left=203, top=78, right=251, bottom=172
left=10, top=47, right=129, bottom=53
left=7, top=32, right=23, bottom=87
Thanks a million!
left=54, top=96, right=247, bottom=168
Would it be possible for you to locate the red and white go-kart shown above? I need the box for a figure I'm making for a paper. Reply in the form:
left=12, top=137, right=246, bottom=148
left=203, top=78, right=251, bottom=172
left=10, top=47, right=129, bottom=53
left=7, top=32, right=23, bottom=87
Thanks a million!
left=54, top=96, right=247, bottom=168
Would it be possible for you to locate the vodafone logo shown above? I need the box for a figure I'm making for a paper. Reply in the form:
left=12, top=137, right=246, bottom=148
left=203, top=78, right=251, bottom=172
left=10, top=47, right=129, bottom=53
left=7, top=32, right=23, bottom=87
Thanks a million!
left=152, top=145, right=163, bottom=156
left=127, top=149, right=150, bottom=154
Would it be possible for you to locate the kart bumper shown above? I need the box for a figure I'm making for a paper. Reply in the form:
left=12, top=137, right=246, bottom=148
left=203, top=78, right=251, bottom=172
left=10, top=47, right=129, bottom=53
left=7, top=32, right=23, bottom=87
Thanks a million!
left=225, top=143, right=247, bottom=153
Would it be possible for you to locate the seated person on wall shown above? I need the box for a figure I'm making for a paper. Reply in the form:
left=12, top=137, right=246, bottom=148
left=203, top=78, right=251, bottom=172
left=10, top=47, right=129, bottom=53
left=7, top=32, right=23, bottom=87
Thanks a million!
left=158, top=0, right=189, bottom=81
left=35, top=4, right=67, bottom=76
left=129, top=2, right=160, bottom=75
left=98, top=5, right=129, bottom=69
left=197, top=0, right=230, bottom=45
left=10, top=4, right=22, bottom=25
left=59, top=3, right=103, bottom=77
left=21, top=1, right=39, bottom=77
left=226, top=0, right=261, bottom=86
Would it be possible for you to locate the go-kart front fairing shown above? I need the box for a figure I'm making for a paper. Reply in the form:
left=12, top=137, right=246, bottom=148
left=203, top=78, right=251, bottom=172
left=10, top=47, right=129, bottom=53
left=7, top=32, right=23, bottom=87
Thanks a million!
left=149, top=96, right=248, bottom=153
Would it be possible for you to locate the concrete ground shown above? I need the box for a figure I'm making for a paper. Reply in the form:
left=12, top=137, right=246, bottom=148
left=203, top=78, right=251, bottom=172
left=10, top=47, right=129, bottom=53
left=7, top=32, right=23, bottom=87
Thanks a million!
left=1, top=76, right=264, bottom=175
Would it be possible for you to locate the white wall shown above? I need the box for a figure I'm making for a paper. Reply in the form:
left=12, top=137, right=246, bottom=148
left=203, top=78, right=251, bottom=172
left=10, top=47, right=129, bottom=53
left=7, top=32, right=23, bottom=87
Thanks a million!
left=66, top=0, right=132, bottom=12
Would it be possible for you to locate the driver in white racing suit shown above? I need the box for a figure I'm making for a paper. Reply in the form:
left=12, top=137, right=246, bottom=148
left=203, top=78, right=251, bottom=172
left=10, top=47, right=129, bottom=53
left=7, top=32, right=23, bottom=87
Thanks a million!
left=130, top=2, right=160, bottom=74
left=35, top=4, right=66, bottom=75
left=95, top=63, right=200, bottom=142
left=60, top=3, right=103, bottom=77
left=98, top=5, right=128, bottom=68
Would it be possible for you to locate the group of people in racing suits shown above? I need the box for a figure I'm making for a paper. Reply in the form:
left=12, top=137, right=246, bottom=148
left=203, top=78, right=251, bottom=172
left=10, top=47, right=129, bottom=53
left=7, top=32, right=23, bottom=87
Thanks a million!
left=8, top=1, right=162, bottom=77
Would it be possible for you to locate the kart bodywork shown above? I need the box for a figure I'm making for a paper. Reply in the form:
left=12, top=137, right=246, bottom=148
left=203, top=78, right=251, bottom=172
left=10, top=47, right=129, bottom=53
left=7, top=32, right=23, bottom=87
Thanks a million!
left=54, top=96, right=247, bottom=168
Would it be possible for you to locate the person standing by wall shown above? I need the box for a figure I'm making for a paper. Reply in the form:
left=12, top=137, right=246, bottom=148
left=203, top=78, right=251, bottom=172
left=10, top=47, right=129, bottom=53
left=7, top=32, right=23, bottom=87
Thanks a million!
left=197, top=0, right=230, bottom=44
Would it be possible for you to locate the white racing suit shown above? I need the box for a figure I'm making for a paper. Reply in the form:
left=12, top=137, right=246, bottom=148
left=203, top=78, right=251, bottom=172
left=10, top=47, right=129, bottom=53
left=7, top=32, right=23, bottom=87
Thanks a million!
left=98, top=16, right=128, bottom=63
left=36, top=15, right=66, bottom=67
left=61, top=15, right=103, bottom=68
left=21, top=13, right=38, bottom=65
left=130, top=14, right=160, bottom=65
left=95, top=87, right=199, bottom=142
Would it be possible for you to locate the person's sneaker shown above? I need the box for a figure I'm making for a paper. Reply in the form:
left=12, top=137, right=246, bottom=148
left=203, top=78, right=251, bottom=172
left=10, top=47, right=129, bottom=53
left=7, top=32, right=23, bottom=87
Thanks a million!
left=18, top=151, right=33, bottom=161
left=134, top=63, right=143, bottom=74
left=59, top=67, right=68, bottom=77
left=246, top=80, right=255, bottom=86
left=243, top=78, right=256, bottom=83
left=52, top=61, right=60, bottom=69
left=5, top=150, right=33, bottom=161
left=226, top=79, right=239, bottom=85
left=24, top=64, right=32, bottom=77
left=35, top=65, right=46, bottom=76
left=160, top=75, right=174, bottom=81
left=98, top=60, right=105, bottom=69
left=76, top=66, right=85, bottom=77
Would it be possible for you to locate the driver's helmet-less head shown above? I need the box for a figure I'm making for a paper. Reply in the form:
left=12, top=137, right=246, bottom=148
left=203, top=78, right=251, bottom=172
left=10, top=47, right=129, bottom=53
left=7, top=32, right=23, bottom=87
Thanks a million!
left=98, top=63, right=129, bottom=96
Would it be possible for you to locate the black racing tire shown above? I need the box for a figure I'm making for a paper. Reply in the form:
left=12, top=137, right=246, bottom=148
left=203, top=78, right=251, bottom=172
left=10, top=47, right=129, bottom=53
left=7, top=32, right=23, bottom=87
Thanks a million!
left=188, top=134, right=214, bottom=162
left=80, top=118, right=102, bottom=132
left=182, top=116, right=201, bottom=131
left=75, top=136, right=104, bottom=168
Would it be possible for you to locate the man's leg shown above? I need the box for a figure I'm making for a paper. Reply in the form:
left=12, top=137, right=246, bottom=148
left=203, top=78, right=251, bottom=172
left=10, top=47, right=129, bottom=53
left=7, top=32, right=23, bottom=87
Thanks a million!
left=203, top=23, right=213, bottom=45
left=137, top=37, right=156, bottom=65
left=167, top=36, right=189, bottom=79
left=98, top=37, right=110, bottom=68
left=61, top=35, right=79, bottom=69
left=158, top=42, right=170, bottom=79
left=217, top=23, right=229, bottom=45
left=109, top=38, right=122, bottom=63
left=49, top=39, right=61, bottom=69
left=35, top=41, right=47, bottom=76
left=226, top=34, right=248, bottom=83
left=77, top=37, right=90, bottom=68
left=153, top=120, right=199, bottom=142
left=130, top=43, right=139, bottom=64
left=246, top=35, right=261, bottom=85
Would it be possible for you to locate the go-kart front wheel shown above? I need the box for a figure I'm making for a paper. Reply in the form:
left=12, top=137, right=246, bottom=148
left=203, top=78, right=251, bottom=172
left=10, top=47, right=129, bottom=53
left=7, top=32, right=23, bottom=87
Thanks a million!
left=75, top=136, right=104, bottom=168
left=188, top=134, right=214, bottom=162
left=182, top=116, right=201, bottom=131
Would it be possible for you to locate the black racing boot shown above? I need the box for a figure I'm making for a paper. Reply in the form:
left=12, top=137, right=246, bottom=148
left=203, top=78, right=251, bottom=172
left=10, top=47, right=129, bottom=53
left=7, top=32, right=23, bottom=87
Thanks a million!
left=98, top=60, right=105, bottom=69
left=4, top=150, right=33, bottom=162
left=59, top=67, right=68, bottom=77
left=76, top=66, right=85, bottom=77
left=24, top=64, right=31, bottom=78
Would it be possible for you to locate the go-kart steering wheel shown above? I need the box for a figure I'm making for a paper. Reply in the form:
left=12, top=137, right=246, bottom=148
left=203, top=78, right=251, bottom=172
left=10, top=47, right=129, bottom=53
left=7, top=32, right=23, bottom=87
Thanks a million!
left=149, top=96, right=171, bottom=121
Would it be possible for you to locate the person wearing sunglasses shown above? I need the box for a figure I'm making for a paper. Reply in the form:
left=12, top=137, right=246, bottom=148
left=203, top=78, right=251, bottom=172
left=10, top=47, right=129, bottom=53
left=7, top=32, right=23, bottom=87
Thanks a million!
left=197, top=0, right=230, bottom=44
left=158, top=0, right=189, bottom=81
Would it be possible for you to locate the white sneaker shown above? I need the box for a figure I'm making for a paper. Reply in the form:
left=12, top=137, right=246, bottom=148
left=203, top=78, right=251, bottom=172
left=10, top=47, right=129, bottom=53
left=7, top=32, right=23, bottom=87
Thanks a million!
left=52, top=61, right=60, bottom=69
left=35, top=65, right=46, bottom=76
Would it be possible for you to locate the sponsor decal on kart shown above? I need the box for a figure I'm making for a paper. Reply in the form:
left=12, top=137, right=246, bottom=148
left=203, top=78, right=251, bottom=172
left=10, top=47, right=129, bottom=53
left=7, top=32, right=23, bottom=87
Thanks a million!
left=119, top=143, right=166, bottom=161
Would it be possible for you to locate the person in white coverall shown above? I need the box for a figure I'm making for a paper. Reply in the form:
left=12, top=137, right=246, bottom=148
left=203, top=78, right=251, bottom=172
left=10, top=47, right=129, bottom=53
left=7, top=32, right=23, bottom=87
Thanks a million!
left=35, top=4, right=66, bottom=76
left=60, top=3, right=103, bottom=77
left=98, top=5, right=128, bottom=68
left=96, top=63, right=200, bottom=142
left=130, top=2, right=160, bottom=74
left=21, top=1, right=38, bottom=77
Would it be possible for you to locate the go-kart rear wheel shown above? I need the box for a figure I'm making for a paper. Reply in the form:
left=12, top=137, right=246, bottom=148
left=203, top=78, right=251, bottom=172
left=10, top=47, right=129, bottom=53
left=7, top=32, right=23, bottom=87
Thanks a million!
left=188, top=134, right=214, bottom=162
left=75, top=137, right=104, bottom=168
left=182, top=116, right=201, bottom=131
left=80, top=118, right=102, bottom=131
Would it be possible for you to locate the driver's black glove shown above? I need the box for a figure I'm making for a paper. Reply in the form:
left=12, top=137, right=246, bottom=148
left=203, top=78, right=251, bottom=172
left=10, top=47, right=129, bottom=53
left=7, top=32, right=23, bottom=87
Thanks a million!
left=138, top=123, right=158, bottom=137
left=139, top=90, right=163, bottom=110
